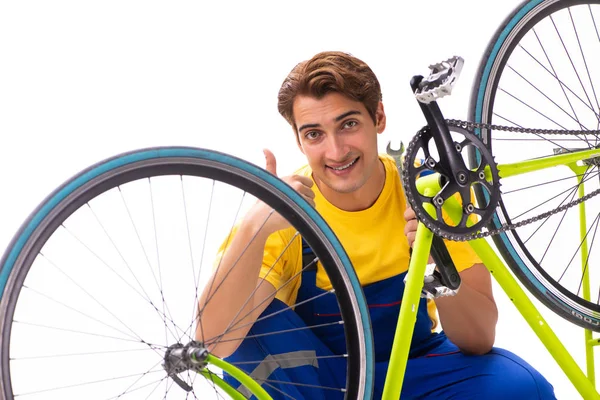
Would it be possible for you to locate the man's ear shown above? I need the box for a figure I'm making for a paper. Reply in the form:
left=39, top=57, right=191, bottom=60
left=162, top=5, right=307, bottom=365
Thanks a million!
left=375, top=101, right=386, bottom=134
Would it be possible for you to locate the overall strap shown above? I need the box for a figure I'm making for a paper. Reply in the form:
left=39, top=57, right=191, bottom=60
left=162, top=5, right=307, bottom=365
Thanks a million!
left=301, top=238, right=318, bottom=271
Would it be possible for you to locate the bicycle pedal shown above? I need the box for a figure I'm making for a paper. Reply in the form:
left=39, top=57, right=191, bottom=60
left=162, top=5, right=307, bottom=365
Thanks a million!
left=415, top=56, right=464, bottom=104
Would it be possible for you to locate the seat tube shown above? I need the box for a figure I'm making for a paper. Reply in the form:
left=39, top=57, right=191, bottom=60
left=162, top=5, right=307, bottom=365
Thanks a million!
left=571, top=163, right=596, bottom=387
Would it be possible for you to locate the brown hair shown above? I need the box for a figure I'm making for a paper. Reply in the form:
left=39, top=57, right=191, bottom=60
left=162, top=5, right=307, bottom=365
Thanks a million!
left=277, top=51, right=382, bottom=135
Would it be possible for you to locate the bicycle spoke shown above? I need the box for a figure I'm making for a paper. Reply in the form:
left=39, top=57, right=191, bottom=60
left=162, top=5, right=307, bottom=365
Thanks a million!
left=179, top=176, right=201, bottom=343
left=511, top=169, right=599, bottom=221
left=210, top=321, right=342, bottom=345
left=215, top=230, right=301, bottom=339
left=532, top=27, right=589, bottom=133
left=18, top=284, right=140, bottom=342
left=195, top=207, right=274, bottom=319
left=491, top=113, right=574, bottom=152
left=206, top=291, right=337, bottom=347
left=507, top=64, right=587, bottom=132
left=147, top=178, right=174, bottom=346
left=551, top=14, right=597, bottom=119
left=11, top=347, right=156, bottom=360
left=576, top=214, right=599, bottom=298
left=60, top=223, right=155, bottom=307
left=503, top=172, right=590, bottom=195
left=525, top=27, right=600, bottom=122
left=229, top=353, right=346, bottom=367
left=141, top=376, right=169, bottom=400
left=208, top=285, right=335, bottom=346
left=113, top=360, right=166, bottom=399
left=63, top=209, right=183, bottom=342
left=538, top=183, right=579, bottom=264
left=497, top=88, right=576, bottom=132
left=35, top=252, right=153, bottom=341
left=13, top=320, right=151, bottom=345
left=212, top=257, right=323, bottom=339
left=118, top=185, right=166, bottom=314
left=202, top=191, right=246, bottom=307
left=107, top=376, right=169, bottom=400
left=260, top=381, right=298, bottom=400
left=557, top=212, right=600, bottom=283
left=569, top=9, right=600, bottom=121
left=520, top=169, right=599, bottom=245
left=201, top=370, right=228, bottom=400
left=14, top=365, right=165, bottom=397
left=191, top=179, right=216, bottom=351
left=256, top=378, right=345, bottom=393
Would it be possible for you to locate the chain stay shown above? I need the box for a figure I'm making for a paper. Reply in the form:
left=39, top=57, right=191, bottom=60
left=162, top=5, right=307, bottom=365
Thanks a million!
left=403, top=120, right=600, bottom=241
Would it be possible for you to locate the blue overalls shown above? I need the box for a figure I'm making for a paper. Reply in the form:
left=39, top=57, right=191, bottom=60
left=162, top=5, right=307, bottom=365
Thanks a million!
left=223, top=243, right=555, bottom=399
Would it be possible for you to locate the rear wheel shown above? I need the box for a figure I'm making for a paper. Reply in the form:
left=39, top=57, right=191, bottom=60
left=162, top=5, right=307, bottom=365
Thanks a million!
left=469, top=0, right=600, bottom=329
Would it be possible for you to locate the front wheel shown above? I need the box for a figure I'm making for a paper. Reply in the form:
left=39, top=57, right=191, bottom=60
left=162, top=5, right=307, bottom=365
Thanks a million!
left=0, top=147, right=374, bottom=399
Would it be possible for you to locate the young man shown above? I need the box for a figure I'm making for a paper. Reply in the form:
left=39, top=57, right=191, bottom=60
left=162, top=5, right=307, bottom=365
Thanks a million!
left=197, top=51, right=555, bottom=399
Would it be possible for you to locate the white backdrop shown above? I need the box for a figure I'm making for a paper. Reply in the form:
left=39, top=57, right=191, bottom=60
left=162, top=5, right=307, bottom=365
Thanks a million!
left=0, top=1, right=591, bottom=399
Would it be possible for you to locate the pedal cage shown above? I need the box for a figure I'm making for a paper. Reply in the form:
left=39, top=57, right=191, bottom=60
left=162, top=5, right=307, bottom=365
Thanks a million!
left=415, top=56, right=464, bottom=104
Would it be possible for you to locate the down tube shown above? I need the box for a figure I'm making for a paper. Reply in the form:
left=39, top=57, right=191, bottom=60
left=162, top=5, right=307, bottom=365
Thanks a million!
left=469, top=238, right=600, bottom=400
left=381, top=222, right=433, bottom=400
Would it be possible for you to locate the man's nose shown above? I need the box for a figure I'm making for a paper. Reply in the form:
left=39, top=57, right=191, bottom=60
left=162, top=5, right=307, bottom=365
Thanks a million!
left=325, top=135, right=348, bottom=161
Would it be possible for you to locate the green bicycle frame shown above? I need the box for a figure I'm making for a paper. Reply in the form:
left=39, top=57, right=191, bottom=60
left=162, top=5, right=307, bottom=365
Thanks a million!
left=204, top=147, right=600, bottom=400
left=200, top=354, right=273, bottom=399
left=383, top=147, right=600, bottom=400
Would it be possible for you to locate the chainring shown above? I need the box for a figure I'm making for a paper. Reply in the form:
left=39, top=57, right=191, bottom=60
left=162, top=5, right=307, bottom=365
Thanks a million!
left=401, top=125, right=501, bottom=240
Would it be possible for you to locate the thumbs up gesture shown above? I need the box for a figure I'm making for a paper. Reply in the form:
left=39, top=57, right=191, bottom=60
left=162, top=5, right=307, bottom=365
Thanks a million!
left=247, top=149, right=315, bottom=235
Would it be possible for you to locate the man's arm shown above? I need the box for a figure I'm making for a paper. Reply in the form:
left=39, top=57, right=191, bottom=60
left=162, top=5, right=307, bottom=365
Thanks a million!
left=196, top=149, right=315, bottom=358
left=196, top=220, right=277, bottom=358
left=434, top=263, right=497, bottom=355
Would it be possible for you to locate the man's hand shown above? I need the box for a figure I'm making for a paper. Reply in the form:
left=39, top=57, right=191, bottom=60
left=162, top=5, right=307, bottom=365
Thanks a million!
left=403, top=206, right=418, bottom=247
left=246, top=149, right=316, bottom=235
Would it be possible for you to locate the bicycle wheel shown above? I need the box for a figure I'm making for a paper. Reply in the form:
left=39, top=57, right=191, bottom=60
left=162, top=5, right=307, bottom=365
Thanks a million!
left=0, top=147, right=373, bottom=399
left=469, top=0, right=600, bottom=330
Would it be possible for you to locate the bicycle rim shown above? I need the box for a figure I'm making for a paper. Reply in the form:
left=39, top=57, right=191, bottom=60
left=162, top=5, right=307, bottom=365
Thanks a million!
left=0, top=147, right=373, bottom=399
left=469, top=0, right=600, bottom=329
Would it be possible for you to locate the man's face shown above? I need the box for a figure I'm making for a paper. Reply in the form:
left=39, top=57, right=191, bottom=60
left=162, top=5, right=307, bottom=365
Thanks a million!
left=293, top=92, right=385, bottom=196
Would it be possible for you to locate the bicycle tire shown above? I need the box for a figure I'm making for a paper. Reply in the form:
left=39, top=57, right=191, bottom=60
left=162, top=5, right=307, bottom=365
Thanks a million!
left=0, top=147, right=374, bottom=399
left=469, top=0, right=600, bottom=330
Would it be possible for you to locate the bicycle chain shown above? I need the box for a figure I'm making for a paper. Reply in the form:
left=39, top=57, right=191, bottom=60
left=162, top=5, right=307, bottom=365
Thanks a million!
left=446, top=119, right=600, bottom=137
left=402, top=120, right=600, bottom=242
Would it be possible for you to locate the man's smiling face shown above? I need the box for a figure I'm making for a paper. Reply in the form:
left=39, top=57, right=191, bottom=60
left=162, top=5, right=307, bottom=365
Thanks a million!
left=293, top=92, right=386, bottom=203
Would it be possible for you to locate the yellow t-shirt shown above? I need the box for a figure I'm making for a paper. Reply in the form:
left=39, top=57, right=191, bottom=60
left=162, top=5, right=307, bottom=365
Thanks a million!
left=219, top=154, right=482, bottom=328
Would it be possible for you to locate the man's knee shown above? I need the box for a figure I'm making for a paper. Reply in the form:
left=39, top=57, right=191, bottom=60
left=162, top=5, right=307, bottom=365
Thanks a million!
left=477, top=348, right=555, bottom=399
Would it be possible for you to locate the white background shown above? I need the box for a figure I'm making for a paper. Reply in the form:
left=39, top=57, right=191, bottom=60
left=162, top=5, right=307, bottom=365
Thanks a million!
left=0, top=1, right=592, bottom=399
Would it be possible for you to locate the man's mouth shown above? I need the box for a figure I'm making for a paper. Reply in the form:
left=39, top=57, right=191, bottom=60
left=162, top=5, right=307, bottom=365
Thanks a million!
left=328, top=157, right=359, bottom=171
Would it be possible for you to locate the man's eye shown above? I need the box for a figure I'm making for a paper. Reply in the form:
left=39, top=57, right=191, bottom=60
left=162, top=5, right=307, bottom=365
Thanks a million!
left=343, top=120, right=358, bottom=129
left=305, top=131, right=320, bottom=140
